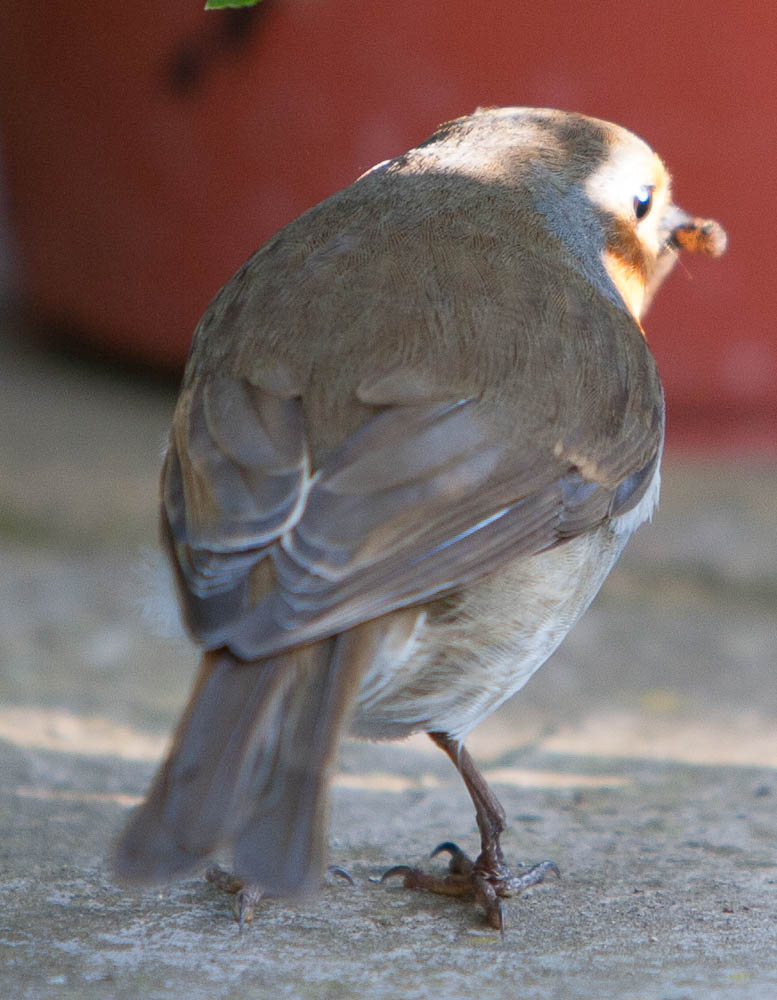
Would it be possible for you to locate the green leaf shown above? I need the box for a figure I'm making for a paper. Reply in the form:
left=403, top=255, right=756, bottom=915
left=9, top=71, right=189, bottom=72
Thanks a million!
left=205, top=0, right=263, bottom=9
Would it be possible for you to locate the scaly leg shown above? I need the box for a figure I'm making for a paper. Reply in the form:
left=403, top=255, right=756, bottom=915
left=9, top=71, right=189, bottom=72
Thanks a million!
left=381, top=731, right=559, bottom=931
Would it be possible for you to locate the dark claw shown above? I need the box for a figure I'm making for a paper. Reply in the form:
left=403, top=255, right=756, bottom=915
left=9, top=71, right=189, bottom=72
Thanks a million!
left=431, top=841, right=463, bottom=858
left=326, top=865, right=354, bottom=885
left=375, top=864, right=413, bottom=884
left=432, top=841, right=474, bottom=876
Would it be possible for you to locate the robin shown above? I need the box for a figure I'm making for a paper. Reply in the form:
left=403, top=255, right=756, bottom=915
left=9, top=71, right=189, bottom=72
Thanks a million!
left=114, top=107, right=726, bottom=931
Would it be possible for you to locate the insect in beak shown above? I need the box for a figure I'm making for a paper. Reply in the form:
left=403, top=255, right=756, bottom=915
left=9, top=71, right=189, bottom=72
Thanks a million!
left=661, top=204, right=728, bottom=258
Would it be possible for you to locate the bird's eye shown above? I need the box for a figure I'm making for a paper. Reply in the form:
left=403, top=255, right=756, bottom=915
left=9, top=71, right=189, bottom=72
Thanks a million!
left=634, top=185, right=654, bottom=221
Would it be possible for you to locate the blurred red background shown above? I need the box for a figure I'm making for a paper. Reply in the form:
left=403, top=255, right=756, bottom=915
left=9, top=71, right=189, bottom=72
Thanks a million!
left=0, top=0, right=772, bottom=449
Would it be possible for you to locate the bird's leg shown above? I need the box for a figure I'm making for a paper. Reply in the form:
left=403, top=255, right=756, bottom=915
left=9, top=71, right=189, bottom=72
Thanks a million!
left=432, top=732, right=508, bottom=876
left=379, top=731, right=559, bottom=931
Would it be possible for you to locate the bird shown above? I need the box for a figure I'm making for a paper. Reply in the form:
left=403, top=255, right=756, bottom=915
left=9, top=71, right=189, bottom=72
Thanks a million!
left=114, top=107, right=727, bottom=931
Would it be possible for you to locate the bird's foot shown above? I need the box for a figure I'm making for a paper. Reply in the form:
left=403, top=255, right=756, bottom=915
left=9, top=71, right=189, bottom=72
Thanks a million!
left=378, top=842, right=559, bottom=932
left=205, top=864, right=263, bottom=928
left=204, top=863, right=354, bottom=928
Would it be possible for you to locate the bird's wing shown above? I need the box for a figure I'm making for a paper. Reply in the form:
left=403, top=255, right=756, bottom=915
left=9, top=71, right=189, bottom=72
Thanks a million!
left=164, top=360, right=661, bottom=660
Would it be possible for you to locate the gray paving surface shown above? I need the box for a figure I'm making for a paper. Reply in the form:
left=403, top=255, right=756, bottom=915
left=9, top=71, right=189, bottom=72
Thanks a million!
left=1, top=303, right=775, bottom=998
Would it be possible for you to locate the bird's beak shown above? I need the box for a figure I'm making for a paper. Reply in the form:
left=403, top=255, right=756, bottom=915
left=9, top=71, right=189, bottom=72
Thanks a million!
left=660, top=204, right=728, bottom=258
left=640, top=205, right=727, bottom=318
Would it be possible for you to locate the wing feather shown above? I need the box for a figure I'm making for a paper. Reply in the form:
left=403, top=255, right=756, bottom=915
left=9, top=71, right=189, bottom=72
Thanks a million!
left=163, top=377, right=656, bottom=660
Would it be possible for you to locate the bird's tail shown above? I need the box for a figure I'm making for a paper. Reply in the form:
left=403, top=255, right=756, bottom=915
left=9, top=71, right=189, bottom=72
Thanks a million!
left=113, top=637, right=362, bottom=896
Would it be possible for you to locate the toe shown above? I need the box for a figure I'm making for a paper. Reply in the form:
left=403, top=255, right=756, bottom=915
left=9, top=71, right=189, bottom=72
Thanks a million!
left=431, top=842, right=475, bottom=876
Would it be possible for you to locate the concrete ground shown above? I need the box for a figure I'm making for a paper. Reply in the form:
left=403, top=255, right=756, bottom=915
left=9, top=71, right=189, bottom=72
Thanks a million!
left=1, top=302, right=775, bottom=999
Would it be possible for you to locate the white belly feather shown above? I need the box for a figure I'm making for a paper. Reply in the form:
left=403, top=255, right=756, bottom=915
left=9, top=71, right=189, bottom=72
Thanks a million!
left=349, top=462, right=660, bottom=741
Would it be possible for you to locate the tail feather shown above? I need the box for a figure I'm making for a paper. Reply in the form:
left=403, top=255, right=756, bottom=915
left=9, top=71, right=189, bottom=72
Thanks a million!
left=113, top=638, right=361, bottom=896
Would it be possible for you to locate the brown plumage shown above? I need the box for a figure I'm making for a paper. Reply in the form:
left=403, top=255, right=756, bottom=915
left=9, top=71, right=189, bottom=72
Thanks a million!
left=114, top=107, right=726, bottom=928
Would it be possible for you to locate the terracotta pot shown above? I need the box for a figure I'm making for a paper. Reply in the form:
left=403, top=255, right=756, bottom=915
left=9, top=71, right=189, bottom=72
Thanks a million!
left=0, top=0, right=773, bottom=447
